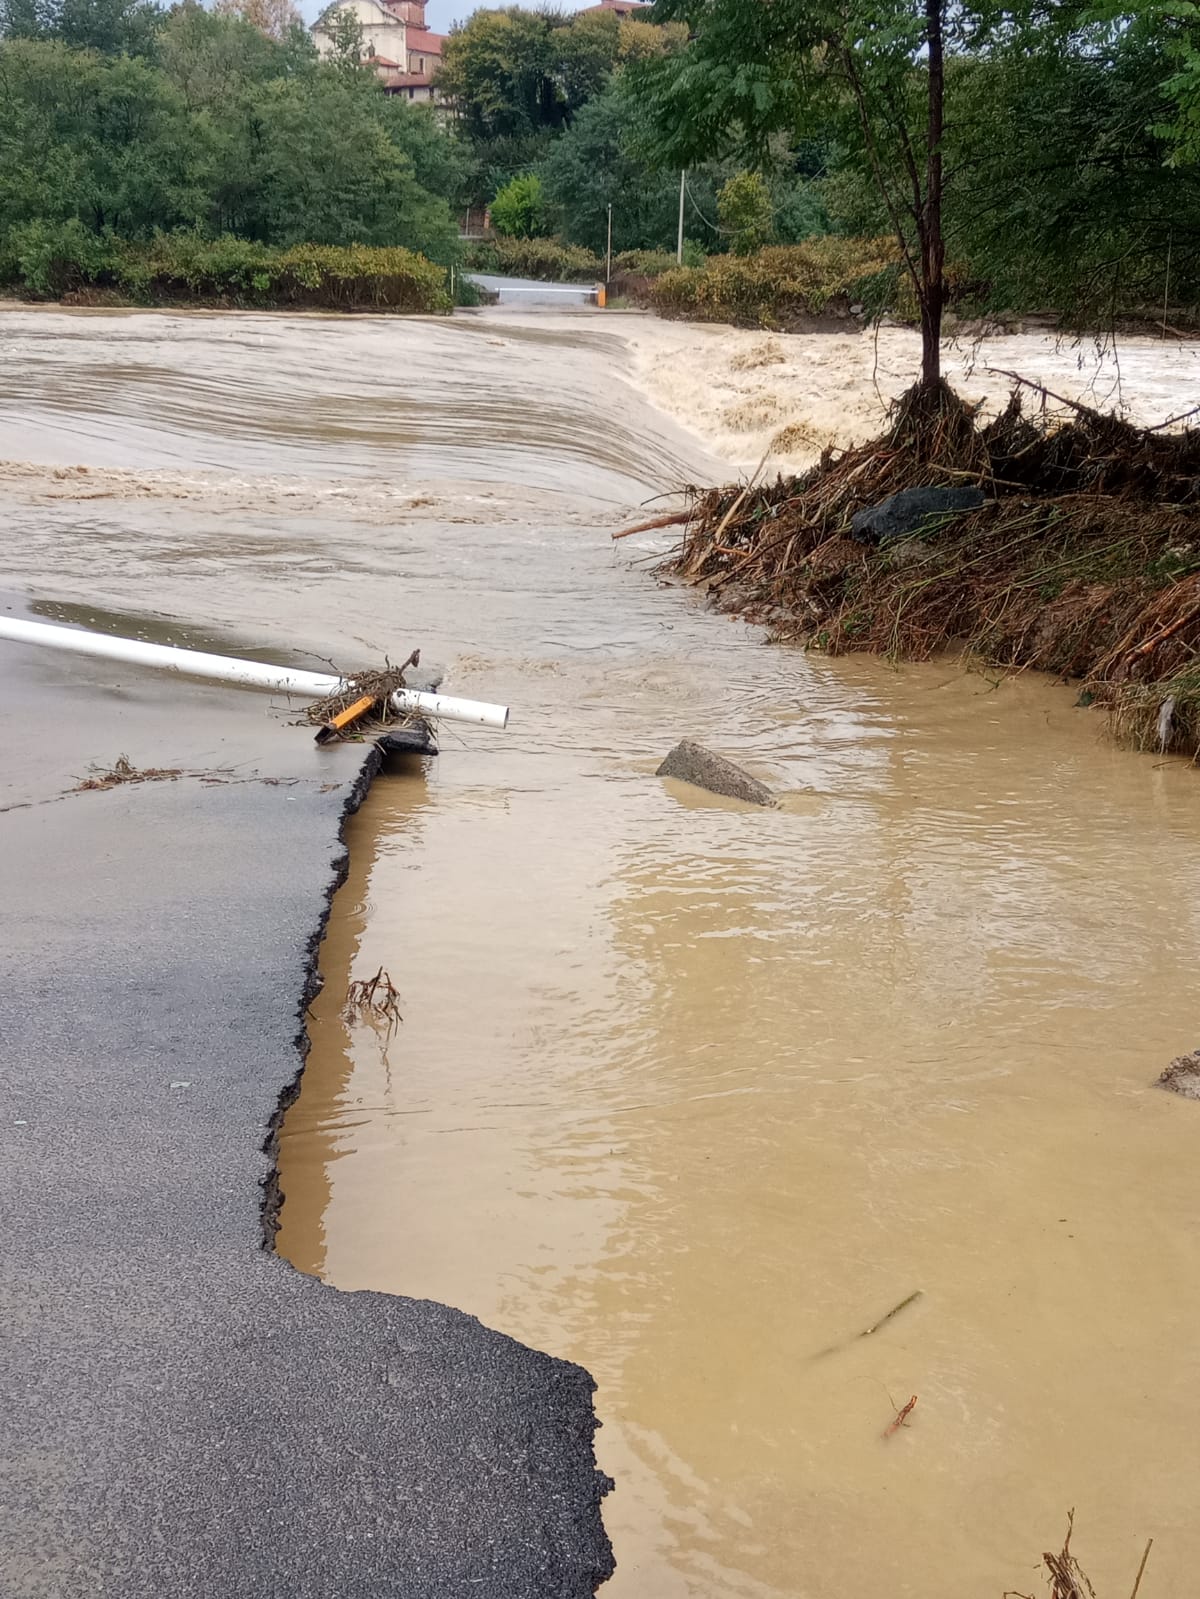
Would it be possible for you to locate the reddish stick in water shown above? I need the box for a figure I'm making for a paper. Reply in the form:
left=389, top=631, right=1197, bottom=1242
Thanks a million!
left=882, top=1395, right=917, bottom=1439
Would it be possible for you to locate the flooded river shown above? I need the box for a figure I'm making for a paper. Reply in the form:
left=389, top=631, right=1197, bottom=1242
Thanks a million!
left=3, top=307, right=1200, bottom=1598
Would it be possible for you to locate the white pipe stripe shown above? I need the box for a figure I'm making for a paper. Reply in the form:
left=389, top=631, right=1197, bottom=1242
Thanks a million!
left=0, top=618, right=510, bottom=729
left=390, top=689, right=508, bottom=730
left=0, top=617, right=340, bottom=694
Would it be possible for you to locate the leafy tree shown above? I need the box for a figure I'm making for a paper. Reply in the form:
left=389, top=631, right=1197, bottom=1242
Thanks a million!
left=201, top=72, right=459, bottom=254
left=0, top=39, right=207, bottom=234
left=769, top=174, right=829, bottom=242
left=646, top=0, right=1200, bottom=382
left=539, top=73, right=730, bottom=255
left=717, top=171, right=772, bottom=254
left=214, top=0, right=302, bottom=44
left=460, top=128, right=550, bottom=207
left=1087, top=0, right=1200, bottom=167
left=946, top=34, right=1200, bottom=320
left=645, top=0, right=966, bottom=388
left=0, top=0, right=44, bottom=38
left=490, top=171, right=553, bottom=237
left=320, top=3, right=365, bottom=67
left=0, top=14, right=466, bottom=263
left=437, top=5, right=623, bottom=142
left=1161, top=24, right=1200, bottom=164
left=616, top=15, right=686, bottom=62
left=156, top=1, right=307, bottom=105
left=551, top=8, right=618, bottom=109
left=0, top=0, right=164, bottom=54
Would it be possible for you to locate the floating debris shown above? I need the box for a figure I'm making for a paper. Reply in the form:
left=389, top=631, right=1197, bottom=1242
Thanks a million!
left=74, top=754, right=183, bottom=791
left=344, top=966, right=403, bottom=1027
left=660, top=383, right=1200, bottom=755
left=882, top=1394, right=917, bottom=1440
left=307, top=651, right=427, bottom=744
left=1157, top=1048, right=1200, bottom=1099
left=812, top=1289, right=923, bottom=1359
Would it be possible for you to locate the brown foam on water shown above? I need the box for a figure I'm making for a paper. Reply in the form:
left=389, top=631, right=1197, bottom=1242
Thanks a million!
left=620, top=317, right=1200, bottom=471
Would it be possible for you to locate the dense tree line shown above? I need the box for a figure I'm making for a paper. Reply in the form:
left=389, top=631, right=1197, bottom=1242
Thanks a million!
left=639, top=0, right=1200, bottom=372
left=445, top=2, right=1199, bottom=345
left=2, top=0, right=1197, bottom=333
left=0, top=0, right=464, bottom=269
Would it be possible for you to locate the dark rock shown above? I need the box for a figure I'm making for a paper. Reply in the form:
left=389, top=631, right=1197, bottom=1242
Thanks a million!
left=850, top=486, right=986, bottom=545
left=656, top=739, right=776, bottom=806
left=1157, top=1050, right=1200, bottom=1099
left=377, top=725, right=438, bottom=757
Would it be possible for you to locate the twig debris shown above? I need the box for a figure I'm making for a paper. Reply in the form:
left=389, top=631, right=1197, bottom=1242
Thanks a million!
left=882, top=1394, right=917, bottom=1440
left=73, top=754, right=183, bottom=791
left=344, top=966, right=403, bottom=1027
left=812, top=1289, right=923, bottom=1359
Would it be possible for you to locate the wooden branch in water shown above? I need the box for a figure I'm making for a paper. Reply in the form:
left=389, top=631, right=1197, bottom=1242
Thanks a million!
left=882, top=1394, right=917, bottom=1439
left=612, top=510, right=691, bottom=540
left=985, top=369, right=1107, bottom=422
left=1129, top=1539, right=1153, bottom=1599
left=811, top=1289, right=923, bottom=1359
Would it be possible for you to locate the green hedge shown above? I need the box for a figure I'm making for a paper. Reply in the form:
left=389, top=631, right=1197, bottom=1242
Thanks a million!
left=611, top=246, right=706, bottom=278
left=0, top=224, right=451, bottom=313
left=648, top=237, right=900, bottom=328
left=462, top=235, right=602, bottom=282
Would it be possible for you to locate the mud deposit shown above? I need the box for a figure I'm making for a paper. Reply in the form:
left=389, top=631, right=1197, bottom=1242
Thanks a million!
left=4, top=307, right=1200, bottom=1599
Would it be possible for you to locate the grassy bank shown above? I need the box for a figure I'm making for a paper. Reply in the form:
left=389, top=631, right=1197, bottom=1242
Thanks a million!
left=647, top=238, right=902, bottom=329
left=461, top=238, right=703, bottom=286
left=0, top=229, right=451, bottom=313
left=661, top=386, right=1200, bottom=758
left=462, top=236, right=602, bottom=282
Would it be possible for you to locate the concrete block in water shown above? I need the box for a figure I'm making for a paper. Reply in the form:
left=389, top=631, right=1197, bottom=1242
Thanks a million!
left=656, top=740, right=775, bottom=806
left=1158, top=1050, right=1200, bottom=1099
left=850, top=486, right=985, bottom=545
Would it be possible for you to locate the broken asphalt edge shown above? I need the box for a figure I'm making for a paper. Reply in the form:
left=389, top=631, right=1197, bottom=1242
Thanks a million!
left=261, top=739, right=616, bottom=1588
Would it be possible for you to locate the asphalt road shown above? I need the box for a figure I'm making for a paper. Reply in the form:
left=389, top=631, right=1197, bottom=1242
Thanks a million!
left=465, top=273, right=600, bottom=307
left=0, top=623, right=613, bottom=1598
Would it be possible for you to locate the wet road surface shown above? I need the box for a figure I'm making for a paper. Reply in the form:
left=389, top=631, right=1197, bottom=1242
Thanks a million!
left=0, top=621, right=612, bottom=1598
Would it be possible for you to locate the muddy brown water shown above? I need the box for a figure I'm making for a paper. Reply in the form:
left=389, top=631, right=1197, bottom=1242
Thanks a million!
left=3, top=308, right=1200, bottom=1598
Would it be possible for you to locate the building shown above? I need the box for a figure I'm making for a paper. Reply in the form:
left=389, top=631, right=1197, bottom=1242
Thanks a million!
left=311, top=0, right=447, bottom=104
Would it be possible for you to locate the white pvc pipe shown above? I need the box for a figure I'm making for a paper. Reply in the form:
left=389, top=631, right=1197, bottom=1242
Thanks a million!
left=0, top=617, right=510, bottom=729
left=390, top=689, right=509, bottom=730
left=0, top=616, right=341, bottom=694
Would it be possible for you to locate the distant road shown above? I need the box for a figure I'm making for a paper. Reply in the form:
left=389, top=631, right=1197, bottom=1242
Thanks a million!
left=466, top=271, right=599, bottom=306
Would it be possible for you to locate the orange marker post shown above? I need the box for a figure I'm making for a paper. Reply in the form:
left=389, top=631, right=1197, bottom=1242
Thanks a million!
left=314, top=694, right=377, bottom=745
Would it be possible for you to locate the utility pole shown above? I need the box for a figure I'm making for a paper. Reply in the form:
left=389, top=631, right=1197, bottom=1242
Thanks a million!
left=606, top=202, right=613, bottom=285
left=677, top=171, right=685, bottom=264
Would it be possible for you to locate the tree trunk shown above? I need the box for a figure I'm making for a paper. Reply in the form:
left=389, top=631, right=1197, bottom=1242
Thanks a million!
left=921, top=0, right=946, bottom=389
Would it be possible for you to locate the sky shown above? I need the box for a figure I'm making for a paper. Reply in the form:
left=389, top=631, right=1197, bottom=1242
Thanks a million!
left=425, top=0, right=593, bottom=24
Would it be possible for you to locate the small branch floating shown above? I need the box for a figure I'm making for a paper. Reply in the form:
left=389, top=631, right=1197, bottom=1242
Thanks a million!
left=882, top=1394, right=917, bottom=1440
left=0, top=618, right=509, bottom=730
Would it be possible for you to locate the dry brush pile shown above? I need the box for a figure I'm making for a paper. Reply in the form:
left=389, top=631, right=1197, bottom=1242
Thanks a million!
left=662, top=381, right=1200, bottom=757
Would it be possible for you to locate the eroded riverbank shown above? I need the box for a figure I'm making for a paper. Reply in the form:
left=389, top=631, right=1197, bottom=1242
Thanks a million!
left=4, top=306, right=1200, bottom=1598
